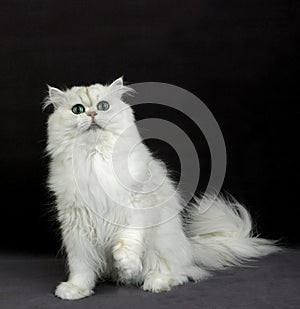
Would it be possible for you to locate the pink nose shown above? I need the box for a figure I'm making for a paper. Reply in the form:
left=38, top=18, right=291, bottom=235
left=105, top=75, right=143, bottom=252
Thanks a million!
left=87, top=111, right=97, bottom=118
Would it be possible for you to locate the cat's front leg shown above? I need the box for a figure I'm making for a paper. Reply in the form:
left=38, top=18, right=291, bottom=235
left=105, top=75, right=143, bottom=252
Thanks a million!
left=55, top=229, right=98, bottom=300
left=55, top=256, right=96, bottom=300
left=112, top=229, right=144, bottom=282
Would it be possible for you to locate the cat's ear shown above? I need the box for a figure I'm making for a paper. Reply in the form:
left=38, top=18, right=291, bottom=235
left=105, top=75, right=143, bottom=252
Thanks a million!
left=42, top=85, right=65, bottom=110
left=110, top=76, right=124, bottom=88
left=109, top=77, right=135, bottom=99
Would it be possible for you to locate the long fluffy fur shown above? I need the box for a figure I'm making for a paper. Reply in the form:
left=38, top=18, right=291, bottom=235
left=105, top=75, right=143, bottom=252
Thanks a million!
left=44, top=78, right=280, bottom=300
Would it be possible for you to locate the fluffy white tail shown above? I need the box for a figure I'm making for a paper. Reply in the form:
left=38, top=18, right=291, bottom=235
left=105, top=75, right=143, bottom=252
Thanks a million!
left=184, top=195, right=280, bottom=269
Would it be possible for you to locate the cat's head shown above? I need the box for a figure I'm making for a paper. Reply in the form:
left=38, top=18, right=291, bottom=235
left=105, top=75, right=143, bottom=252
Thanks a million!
left=44, top=77, right=135, bottom=140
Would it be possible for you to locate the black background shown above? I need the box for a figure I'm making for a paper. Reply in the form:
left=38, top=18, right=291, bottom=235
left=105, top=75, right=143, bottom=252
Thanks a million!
left=0, top=0, right=299, bottom=254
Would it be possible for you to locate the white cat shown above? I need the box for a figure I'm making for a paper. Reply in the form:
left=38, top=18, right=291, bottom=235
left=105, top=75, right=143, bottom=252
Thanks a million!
left=44, top=77, right=279, bottom=300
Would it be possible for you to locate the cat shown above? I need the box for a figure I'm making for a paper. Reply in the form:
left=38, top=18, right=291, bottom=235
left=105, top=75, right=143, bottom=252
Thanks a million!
left=44, top=77, right=279, bottom=300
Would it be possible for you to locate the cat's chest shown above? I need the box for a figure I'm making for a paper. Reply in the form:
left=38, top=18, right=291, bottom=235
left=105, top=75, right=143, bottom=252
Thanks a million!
left=73, top=150, right=131, bottom=205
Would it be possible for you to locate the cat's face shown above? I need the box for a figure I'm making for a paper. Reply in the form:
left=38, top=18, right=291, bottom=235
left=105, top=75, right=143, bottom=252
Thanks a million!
left=44, top=78, right=135, bottom=139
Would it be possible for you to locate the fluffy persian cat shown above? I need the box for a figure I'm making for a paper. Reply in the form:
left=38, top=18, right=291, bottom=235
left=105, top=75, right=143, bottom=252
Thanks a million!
left=44, top=77, right=278, bottom=300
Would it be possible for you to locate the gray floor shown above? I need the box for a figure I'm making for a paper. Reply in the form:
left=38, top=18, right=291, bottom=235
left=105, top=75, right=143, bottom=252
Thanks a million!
left=0, top=249, right=299, bottom=309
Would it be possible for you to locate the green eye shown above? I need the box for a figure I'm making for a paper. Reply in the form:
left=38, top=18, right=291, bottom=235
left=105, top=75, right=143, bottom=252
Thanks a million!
left=72, top=104, right=85, bottom=114
left=97, top=101, right=110, bottom=111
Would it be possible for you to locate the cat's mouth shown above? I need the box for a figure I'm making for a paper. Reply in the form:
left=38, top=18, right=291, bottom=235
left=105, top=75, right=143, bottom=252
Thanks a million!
left=89, top=121, right=102, bottom=130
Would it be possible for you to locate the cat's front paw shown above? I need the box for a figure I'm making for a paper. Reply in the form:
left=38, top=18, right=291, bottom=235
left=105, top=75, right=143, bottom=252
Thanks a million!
left=55, top=282, right=94, bottom=300
left=113, top=242, right=143, bottom=281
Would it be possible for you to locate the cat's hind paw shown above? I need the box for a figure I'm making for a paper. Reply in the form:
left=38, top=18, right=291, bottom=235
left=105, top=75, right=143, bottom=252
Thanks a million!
left=55, top=282, right=94, bottom=300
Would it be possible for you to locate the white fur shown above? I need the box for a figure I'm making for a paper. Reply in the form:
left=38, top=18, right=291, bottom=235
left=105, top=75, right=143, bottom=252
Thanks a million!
left=44, top=78, right=280, bottom=300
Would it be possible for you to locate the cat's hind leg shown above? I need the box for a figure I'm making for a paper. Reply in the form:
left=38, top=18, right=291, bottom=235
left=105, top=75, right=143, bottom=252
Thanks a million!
left=141, top=254, right=209, bottom=293
left=141, top=220, right=210, bottom=293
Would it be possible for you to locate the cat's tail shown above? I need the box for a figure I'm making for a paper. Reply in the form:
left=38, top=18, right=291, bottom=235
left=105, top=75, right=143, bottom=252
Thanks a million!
left=183, top=194, right=281, bottom=270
